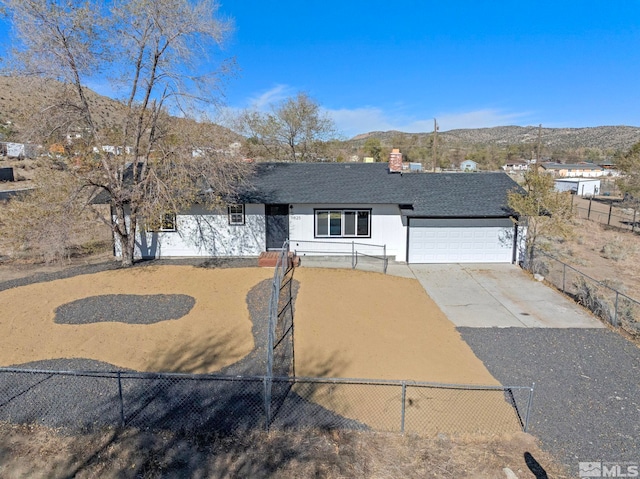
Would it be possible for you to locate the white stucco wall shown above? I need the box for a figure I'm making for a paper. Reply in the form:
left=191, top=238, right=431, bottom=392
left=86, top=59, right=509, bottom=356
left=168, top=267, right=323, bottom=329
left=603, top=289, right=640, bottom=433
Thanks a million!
left=288, top=204, right=407, bottom=261
left=115, top=204, right=266, bottom=259
left=115, top=203, right=408, bottom=260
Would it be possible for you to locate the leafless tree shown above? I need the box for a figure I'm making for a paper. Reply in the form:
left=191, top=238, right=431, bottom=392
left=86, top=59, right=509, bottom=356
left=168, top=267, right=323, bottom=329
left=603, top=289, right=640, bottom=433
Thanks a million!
left=1, top=0, right=250, bottom=266
left=237, top=92, right=338, bottom=162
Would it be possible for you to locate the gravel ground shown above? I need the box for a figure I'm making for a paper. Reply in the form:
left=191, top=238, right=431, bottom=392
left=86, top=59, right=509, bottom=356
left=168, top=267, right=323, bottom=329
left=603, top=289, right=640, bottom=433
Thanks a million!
left=54, top=294, right=196, bottom=324
left=0, top=266, right=365, bottom=433
left=458, top=327, right=640, bottom=470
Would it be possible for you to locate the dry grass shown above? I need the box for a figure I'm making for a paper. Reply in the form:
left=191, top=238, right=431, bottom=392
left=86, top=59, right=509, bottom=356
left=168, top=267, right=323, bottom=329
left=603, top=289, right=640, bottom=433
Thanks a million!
left=0, top=422, right=569, bottom=479
left=544, top=217, right=640, bottom=299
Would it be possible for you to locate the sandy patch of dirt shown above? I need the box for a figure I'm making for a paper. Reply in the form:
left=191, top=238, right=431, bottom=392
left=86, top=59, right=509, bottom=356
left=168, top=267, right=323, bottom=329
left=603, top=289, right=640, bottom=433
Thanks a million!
left=0, top=266, right=272, bottom=373
left=292, top=268, right=521, bottom=434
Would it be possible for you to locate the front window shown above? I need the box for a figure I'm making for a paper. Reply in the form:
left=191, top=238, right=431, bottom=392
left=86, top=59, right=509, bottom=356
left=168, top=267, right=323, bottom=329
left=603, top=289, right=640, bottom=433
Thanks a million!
left=146, top=213, right=176, bottom=232
left=228, top=204, right=245, bottom=225
left=315, top=209, right=370, bottom=238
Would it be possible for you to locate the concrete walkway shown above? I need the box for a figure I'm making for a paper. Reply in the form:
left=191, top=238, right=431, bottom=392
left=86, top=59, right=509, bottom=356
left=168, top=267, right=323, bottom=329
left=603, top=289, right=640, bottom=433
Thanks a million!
left=410, top=264, right=604, bottom=328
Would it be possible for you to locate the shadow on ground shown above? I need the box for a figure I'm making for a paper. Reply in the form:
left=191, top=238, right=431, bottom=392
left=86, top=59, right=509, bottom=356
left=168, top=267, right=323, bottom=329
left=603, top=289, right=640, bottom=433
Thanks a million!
left=0, top=273, right=368, bottom=477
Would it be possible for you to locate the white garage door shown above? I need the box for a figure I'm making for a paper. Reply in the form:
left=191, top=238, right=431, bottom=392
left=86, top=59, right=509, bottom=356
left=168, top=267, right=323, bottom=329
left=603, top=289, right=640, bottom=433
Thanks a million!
left=408, top=218, right=515, bottom=264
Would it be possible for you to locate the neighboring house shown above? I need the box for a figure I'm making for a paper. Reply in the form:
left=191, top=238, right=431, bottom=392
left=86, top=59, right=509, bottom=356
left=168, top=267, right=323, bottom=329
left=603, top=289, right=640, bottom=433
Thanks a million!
left=105, top=161, right=524, bottom=264
left=460, top=159, right=477, bottom=172
left=93, top=145, right=134, bottom=156
left=554, top=178, right=601, bottom=197
left=0, top=142, right=37, bottom=159
left=598, top=161, right=621, bottom=177
left=540, top=162, right=605, bottom=178
left=502, top=160, right=529, bottom=172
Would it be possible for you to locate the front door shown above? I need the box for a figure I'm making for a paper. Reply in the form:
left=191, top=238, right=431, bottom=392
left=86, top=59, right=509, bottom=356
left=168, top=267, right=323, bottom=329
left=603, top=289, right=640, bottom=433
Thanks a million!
left=266, top=204, right=289, bottom=250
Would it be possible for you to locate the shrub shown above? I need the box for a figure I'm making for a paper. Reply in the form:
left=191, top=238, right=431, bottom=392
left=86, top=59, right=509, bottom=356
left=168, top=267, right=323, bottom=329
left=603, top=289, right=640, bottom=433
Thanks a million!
left=573, top=277, right=614, bottom=324
left=601, top=242, right=627, bottom=261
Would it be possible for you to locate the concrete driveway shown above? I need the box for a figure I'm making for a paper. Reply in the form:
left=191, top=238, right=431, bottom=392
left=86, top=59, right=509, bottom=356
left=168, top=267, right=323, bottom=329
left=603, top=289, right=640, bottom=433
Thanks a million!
left=410, top=264, right=604, bottom=328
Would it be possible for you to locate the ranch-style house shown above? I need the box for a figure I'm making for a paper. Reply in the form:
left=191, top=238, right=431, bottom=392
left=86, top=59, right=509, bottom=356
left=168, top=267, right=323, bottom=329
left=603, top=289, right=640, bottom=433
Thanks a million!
left=110, top=159, right=524, bottom=264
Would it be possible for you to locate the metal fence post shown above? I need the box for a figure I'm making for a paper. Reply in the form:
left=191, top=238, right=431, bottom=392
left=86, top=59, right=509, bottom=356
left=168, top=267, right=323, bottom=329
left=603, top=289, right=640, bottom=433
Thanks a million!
left=608, top=202, right=613, bottom=226
left=351, top=241, right=355, bottom=269
left=588, top=197, right=592, bottom=219
left=383, top=245, right=387, bottom=274
left=400, top=381, right=406, bottom=433
left=633, top=210, right=637, bottom=233
left=562, top=263, right=566, bottom=294
left=264, top=376, right=271, bottom=431
left=614, top=291, right=619, bottom=327
left=524, top=382, right=535, bottom=433
left=117, top=371, right=125, bottom=427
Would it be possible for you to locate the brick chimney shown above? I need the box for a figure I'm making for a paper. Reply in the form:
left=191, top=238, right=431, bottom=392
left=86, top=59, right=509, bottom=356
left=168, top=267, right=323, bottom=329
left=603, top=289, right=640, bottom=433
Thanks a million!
left=389, top=148, right=403, bottom=173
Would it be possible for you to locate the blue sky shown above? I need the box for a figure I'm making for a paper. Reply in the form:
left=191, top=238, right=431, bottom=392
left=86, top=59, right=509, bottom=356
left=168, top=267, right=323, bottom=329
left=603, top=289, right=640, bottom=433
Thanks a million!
left=2, top=1, right=639, bottom=137
left=216, top=0, right=640, bottom=137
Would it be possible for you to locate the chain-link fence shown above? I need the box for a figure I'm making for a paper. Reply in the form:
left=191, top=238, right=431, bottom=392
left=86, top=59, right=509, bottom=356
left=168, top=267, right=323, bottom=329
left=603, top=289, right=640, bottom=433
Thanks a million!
left=0, top=368, right=534, bottom=435
left=0, top=244, right=535, bottom=436
left=524, top=248, right=640, bottom=336
left=266, top=240, right=295, bottom=380
left=574, top=199, right=639, bottom=234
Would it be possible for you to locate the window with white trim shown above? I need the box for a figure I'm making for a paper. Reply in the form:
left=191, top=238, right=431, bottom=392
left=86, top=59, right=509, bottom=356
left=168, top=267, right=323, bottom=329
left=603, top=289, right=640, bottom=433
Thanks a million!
left=315, top=209, right=370, bottom=238
left=146, top=213, right=177, bottom=232
left=228, top=204, right=245, bottom=225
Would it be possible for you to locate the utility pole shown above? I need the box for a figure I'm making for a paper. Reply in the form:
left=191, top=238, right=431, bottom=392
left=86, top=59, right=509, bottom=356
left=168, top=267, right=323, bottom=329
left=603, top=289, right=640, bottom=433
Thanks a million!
left=432, top=118, right=439, bottom=172
left=536, top=123, right=542, bottom=170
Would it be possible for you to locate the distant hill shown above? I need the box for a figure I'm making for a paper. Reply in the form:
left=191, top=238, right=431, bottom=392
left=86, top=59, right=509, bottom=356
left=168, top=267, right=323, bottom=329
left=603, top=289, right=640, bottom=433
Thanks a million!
left=0, top=76, right=128, bottom=138
left=0, top=76, right=238, bottom=143
left=3, top=75, right=638, bottom=159
left=349, top=125, right=640, bottom=152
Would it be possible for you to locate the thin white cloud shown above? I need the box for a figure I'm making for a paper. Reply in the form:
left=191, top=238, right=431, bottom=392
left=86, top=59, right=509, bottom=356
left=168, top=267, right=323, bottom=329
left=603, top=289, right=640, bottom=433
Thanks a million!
left=325, top=107, right=395, bottom=136
left=214, top=85, right=295, bottom=128
left=248, top=84, right=293, bottom=110
left=325, top=107, right=533, bottom=138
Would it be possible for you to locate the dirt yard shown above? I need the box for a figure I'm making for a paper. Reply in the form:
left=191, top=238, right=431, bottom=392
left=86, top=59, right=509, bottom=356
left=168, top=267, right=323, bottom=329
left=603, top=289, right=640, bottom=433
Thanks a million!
left=292, top=268, right=521, bottom=434
left=543, top=216, right=640, bottom=300
left=0, top=262, right=523, bottom=434
left=294, top=268, right=499, bottom=384
left=0, top=266, right=272, bottom=372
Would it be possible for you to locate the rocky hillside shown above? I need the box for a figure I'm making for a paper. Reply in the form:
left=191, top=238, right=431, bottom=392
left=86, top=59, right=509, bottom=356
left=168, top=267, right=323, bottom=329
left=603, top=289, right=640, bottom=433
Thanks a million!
left=0, top=76, right=237, bottom=143
left=350, top=125, right=640, bottom=152
left=0, top=76, right=128, bottom=139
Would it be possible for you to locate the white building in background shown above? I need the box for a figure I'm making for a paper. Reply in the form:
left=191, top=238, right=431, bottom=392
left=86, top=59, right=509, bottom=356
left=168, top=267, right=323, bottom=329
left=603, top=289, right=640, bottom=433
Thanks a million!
left=554, top=178, right=601, bottom=197
left=0, top=142, right=37, bottom=158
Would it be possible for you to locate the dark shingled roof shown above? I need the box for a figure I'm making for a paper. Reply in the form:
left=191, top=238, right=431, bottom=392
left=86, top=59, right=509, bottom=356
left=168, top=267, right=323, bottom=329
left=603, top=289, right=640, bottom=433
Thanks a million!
left=92, top=162, right=522, bottom=218
left=241, top=162, right=520, bottom=218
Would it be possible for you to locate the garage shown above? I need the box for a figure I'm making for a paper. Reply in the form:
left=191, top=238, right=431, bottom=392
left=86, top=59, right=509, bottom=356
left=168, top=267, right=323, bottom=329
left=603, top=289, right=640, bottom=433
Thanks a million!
left=408, top=218, right=516, bottom=264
